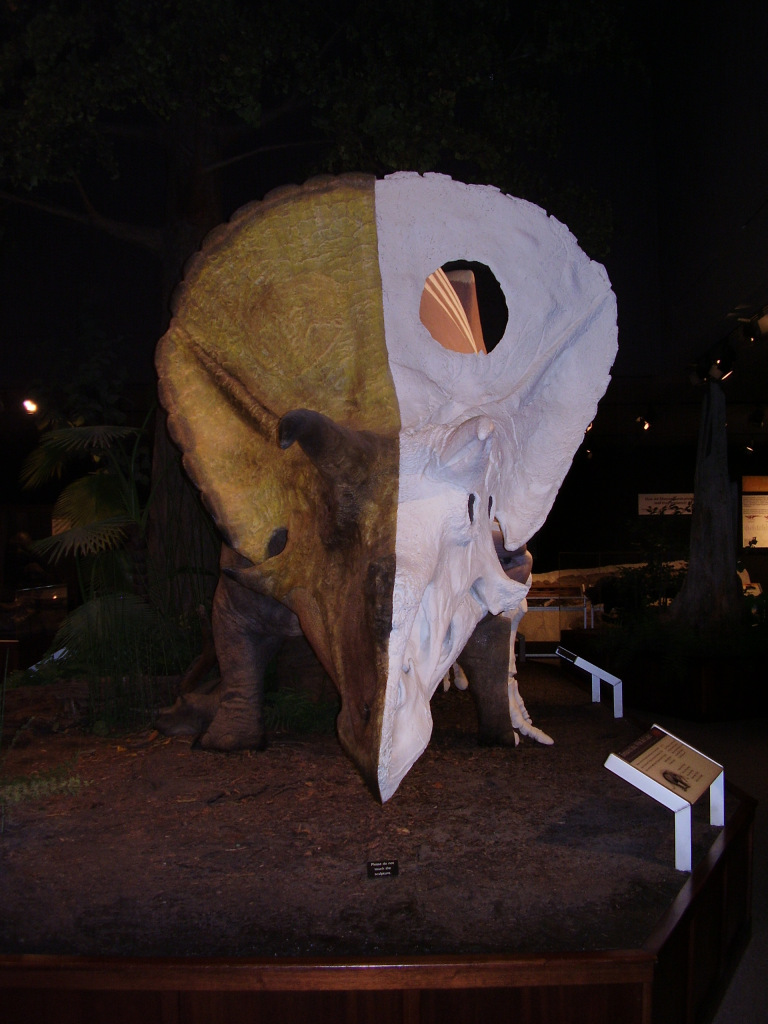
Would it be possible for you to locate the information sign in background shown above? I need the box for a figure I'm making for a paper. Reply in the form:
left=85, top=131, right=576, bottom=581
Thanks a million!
left=637, top=493, right=693, bottom=516
left=742, top=492, right=768, bottom=548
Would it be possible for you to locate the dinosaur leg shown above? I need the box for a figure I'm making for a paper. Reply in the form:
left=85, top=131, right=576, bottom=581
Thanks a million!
left=459, top=607, right=553, bottom=747
left=460, top=613, right=520, bottom=746
left=503, top=600, right=553, bottom=746
left=198, top=570, right=282, bottom=751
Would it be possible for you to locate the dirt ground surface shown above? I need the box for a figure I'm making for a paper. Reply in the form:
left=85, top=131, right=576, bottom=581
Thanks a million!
left=0, top=660, right=728, bottom=960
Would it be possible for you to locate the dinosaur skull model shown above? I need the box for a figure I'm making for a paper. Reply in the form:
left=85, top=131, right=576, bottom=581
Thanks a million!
left=155, top=172, right=617, bottom=801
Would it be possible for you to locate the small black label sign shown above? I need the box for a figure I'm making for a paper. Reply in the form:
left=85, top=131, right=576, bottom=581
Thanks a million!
left=367, top=859, right=399, bottom=879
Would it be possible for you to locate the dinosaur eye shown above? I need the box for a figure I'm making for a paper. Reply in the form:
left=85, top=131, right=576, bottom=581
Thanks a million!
left=488, top=496, right=493, bottom=518
left=266, top=527, right=288, bottom=558
left=468, top=493, right=476, bottom=524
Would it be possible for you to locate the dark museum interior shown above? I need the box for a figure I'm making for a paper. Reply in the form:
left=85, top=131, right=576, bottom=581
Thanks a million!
left=2, top=3, right=767, bottom=579
left=0, top=2, right=767, bottom=1022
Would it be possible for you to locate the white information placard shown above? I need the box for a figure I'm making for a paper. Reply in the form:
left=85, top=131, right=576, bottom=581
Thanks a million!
left=742, top=492, right=768, bottom=548
left=605, top=725, right=724, bottom=871
left=617, top=726, right=722, bottom=803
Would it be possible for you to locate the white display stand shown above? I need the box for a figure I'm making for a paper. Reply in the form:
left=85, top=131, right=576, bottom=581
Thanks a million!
left=556, top=646, right=623, bottom=718
left=605, top=725, right=725, bottom=872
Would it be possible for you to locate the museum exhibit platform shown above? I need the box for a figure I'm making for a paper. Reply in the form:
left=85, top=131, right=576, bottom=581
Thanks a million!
left=0, top=661, right=755, bottom=1024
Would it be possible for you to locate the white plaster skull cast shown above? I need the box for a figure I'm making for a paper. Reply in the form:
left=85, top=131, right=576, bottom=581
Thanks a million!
left=375, top=174, right=617, bottom=799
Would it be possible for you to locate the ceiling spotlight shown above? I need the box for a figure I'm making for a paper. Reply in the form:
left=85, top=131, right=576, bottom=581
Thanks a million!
left=22, top=399, right=38, bottom=414
left=636, top=416, right=650, bottom=431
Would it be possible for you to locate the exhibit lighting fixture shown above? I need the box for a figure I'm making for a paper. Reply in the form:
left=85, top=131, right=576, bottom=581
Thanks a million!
left=708, top=352, right=734, bottom=381
left=743, top=319, right=763, bottom=344
left=636, top=416, right=650, bottom=431
left=22, top=399, right=37, bottom=414
left=747, top=406, right=766, bottom=429
left=694, top=339, right=736, bottom=384
left=738, top=308, right=768, bottom=340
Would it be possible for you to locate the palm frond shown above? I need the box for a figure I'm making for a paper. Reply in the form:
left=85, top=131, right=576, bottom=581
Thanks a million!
left=21, top=424, right=141, bottom=488
left=52, top=474, right=127, bottom=528
left=20, top=444, right=68, bottom=489
left=32, top=517, right=132, bottom=563
left=41, top=424, right=141, bottom=455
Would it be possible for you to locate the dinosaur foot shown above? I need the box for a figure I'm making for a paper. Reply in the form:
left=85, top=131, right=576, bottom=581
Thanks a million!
left=156, top=690, right=220, bottom=738
left=508, top=677, right=553, bottom=745
left=198, top=694, right=267, bottom=752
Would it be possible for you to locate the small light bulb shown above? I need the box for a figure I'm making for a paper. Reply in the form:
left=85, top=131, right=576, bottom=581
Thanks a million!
left=23, top=399, right=38, bottom=414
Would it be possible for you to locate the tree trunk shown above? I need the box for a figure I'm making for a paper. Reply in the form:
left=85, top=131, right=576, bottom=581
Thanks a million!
left=147, top=415, right=220, bottom=617
left=146, top=114, right=227, bottom=618
left=671, top=381, right=742, bottom=633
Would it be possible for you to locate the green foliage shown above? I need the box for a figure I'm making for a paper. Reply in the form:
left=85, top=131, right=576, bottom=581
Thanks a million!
left=4, top=653, right=67, bottom=691
left=589, top=615, right=696, bottom=680
left=23, top=330, right=132, bottom=432
left=8, top=578, right=210, bottom=733
left=626, top=503, right=691, bottom=566
left=586, top=609, right=768, bottom=710
left=34, top=517, right=133, bottom=563
left=22, top=417, right=149, bottom=562
left=600, top=562, right=687, bottom=623
left=55, top=593, right=179, bottom=670
left=0, top=648, right=7, bottom=756
left=21, top=425, right=139, bottom=487
left=264, top=686, right=339, bottom=736
left=20, top=376, right=217, bottom=729
left=0, top=768, right=83, bottom=806
left=1, top=0, right=651, bottom=261
left=0, top=0, right=278, bottom=186
left=306, top=0, right=645, bottom=257
left=51, top=593, right=202, bottom=730
left=594, top=505, right=690, bottom=623
left=0, top=661, right=82, bottom=823
left=21, top=333, right=154, bottom=569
